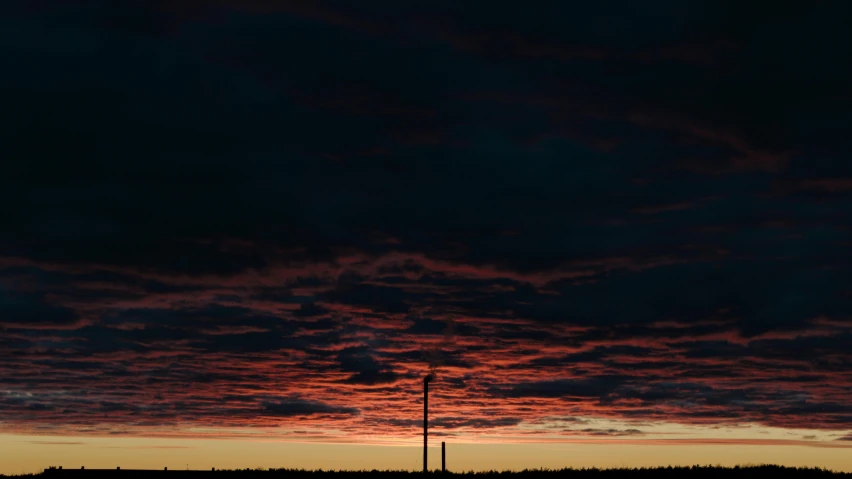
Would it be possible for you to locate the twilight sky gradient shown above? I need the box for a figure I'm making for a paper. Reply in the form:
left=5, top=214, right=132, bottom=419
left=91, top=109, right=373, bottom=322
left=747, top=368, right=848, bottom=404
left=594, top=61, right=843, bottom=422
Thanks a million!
left=2, top=0, right=852, bottom=473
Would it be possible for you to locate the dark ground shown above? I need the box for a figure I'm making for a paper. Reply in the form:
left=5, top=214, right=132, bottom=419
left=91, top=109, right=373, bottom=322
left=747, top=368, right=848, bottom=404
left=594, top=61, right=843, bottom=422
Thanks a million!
left=5, top=465, right=847, bottom=479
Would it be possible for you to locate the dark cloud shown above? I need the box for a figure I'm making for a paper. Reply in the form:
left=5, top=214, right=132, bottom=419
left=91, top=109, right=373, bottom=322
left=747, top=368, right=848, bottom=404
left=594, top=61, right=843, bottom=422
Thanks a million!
left=261, top=398, right=359, bottom=417
left=0, top=288, right=80, bottom=328
left=0, top=0, right=850, bottom=443
left=488, top=378, right=626, bottom=400
left=337, top=347, right=400, bottom=386
left=372, top=416, right=523, bottom=430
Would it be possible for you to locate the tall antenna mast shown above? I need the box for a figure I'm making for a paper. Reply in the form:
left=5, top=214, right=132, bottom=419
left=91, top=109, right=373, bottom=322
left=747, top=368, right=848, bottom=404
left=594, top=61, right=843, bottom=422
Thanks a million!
left=423, top=373, right=434, bottom=473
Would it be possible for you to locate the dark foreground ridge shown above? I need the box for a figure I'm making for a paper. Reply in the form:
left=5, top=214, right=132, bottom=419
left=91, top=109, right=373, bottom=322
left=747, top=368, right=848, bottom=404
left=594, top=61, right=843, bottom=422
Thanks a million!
left=6, top=466, right=847, bottom=479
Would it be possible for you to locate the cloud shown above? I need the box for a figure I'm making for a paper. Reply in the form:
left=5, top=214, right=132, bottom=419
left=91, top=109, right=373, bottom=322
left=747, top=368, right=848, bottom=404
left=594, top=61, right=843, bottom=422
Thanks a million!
left=488, top=378, right=625, bottom=399
left=798, top=179, right=852, bottom=192
left=0, top=0, right=850, bottom=445
left=261, top=398, right=359, bottom=417
left=0, top=288, right=81, bottom=328
left=576, top=428, right=644, bottom=437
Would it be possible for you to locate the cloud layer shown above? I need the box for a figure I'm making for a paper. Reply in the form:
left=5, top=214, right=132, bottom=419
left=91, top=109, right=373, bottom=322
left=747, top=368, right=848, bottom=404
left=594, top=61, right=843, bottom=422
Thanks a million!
left=1, top=0, right=850, bottom=443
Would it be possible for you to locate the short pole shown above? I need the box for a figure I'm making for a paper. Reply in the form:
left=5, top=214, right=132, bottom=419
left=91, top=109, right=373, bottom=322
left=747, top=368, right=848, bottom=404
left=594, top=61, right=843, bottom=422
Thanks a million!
left=441, top=442, right=446, bottom=472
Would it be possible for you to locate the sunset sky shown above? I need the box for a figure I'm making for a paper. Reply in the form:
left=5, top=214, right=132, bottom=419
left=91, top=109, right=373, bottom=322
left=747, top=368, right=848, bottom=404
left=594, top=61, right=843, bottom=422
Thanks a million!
left=2, top=0, right=852, bottom=474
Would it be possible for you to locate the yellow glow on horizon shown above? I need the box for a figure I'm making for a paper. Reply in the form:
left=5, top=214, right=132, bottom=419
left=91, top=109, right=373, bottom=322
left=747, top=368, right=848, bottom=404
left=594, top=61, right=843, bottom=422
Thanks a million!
left=2, top=434, right=851, bottom=475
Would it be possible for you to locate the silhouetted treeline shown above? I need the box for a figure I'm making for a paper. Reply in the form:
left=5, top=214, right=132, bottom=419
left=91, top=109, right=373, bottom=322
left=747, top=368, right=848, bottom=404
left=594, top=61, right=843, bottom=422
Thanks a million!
left=9, top=465, right=847, bottom=479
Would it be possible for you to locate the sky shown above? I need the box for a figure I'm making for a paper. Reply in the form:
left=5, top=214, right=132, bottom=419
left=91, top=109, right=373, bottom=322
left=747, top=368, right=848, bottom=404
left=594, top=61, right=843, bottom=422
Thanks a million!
left=1, top=0, right=852, bottom=474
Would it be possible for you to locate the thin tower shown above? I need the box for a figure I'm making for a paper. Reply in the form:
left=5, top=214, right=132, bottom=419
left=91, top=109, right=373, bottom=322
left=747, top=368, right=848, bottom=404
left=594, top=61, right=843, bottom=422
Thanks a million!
left=423, top=373, right=434, bottom=473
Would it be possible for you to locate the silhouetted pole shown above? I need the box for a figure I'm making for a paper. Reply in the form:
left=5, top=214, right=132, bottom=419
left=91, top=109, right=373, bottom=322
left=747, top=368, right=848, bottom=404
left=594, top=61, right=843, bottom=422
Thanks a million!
left=442, top=442, right=446, bottom=472
left=423, top=374, right=433, bottom=473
